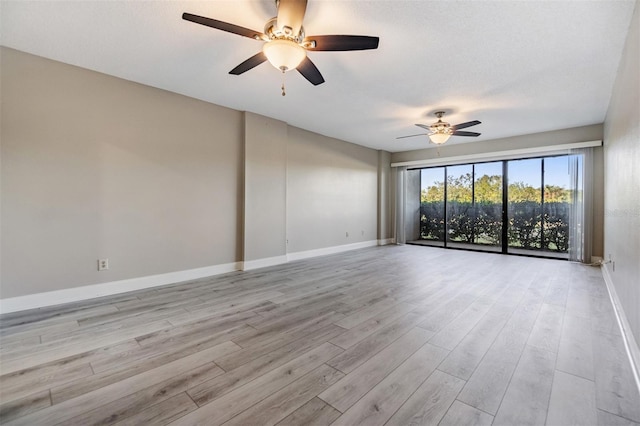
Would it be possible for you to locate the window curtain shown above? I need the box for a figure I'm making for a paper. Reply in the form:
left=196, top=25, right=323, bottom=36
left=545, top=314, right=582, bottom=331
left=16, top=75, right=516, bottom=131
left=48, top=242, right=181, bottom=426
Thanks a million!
left=394, top=166, right=407, bottom=244
left=568, top=148, right=593, bottom=263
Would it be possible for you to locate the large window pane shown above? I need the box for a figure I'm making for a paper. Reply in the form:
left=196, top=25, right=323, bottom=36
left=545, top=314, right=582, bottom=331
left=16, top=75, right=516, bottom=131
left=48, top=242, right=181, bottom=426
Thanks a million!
left=411, top=155, right=569, bottom=260
left=474, top=162, right=503, bottom=251
left=543, top=156, right=570, bottom=256
left=419, top=167, right=445, bottom=246
left=446, top=165, right=474, bottom=247
left=508, top=158, right=542, bottom=252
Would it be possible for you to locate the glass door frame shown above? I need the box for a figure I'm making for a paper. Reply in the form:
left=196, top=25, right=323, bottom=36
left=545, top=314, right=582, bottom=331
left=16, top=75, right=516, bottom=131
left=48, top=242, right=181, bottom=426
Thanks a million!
left=411, top=154, right=570, bottom=260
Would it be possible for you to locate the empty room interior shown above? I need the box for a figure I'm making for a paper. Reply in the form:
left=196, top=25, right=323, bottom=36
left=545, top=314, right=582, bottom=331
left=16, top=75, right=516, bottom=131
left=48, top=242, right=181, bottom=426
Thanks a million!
left=1, top=1, right=639, bottom=425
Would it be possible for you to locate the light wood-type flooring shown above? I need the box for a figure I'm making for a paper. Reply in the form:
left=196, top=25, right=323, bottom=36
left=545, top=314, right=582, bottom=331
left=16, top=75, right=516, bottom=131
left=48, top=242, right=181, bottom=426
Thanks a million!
left=1, top=245, right=639, bottom=425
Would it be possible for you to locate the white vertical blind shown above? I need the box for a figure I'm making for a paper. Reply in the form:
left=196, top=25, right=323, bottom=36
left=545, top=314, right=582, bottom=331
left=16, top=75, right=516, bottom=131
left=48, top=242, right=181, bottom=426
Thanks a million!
left=568, top=148, right=594, bottom=262
left=394, top=166, right=407, bottom=244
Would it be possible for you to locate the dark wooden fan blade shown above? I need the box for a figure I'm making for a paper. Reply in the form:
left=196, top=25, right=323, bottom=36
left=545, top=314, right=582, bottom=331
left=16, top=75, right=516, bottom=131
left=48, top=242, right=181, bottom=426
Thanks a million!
left=229, top=52, right=267, bottom=75
left=182, top=13, right=265, bottom=40
left=277, top=0, right=307, bottom=37
left=397, top=134, right=429, bottom=139
left=452, top=120, right=481, bottom=130
left=452, top=130, right=481, bottom=137
left=415, top=124, right=432, bottom=131
left=304, top=35, right=379, bottom=51
left=297, top=57, right=325, bottom=85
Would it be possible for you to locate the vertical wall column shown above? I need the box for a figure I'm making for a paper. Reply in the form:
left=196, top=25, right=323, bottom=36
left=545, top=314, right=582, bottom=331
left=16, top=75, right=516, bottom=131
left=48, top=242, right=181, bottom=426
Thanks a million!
left=377, top=150, right=392, bottom=243
left=243, top=112, right=288, bottom=269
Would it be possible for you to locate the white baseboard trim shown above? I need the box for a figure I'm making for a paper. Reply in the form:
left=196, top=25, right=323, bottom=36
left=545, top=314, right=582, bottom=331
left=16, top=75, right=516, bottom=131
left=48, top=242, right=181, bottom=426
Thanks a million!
left=1, top=241, right=389, bottom=314
left=601, top=263, right=640, bottom=395
left=378, top=238, right=393, bottom=246
left=287, top=240, right=379, bottom=262
left=240, top=255, right=289, bottom=271
left=0, top=261, right=241, bottom=314
left=591, top=256, right=603, bottom=264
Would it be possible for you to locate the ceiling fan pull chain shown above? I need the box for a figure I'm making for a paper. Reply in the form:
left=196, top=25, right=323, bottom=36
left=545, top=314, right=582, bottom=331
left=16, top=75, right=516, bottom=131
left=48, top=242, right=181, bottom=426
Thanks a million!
left=281, top=68, right=286, bottom=96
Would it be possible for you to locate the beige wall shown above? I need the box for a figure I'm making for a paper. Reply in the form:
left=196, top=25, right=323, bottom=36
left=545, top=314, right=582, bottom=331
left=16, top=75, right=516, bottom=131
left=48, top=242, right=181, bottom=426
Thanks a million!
left=0, top=47, right=383, bottom=300
left=1, top=47, right=244, bottom=299
left=286, top=127, right=379, bottom=253
left=391, top=125, right=606, bottom=257
left=244, top=112, right=287, bottom=262
left=603, top=1, right=640, bottom=344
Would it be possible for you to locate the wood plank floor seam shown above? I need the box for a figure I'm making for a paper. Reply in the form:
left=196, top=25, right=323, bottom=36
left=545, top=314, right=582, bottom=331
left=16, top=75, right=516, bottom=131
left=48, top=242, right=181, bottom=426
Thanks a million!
left=488, top=339, right=534, bottom=420
left=385, top=368, right=460, bottom=425
left=544, top=337, right=565, bottom=426
left=597, top=407, right=640, bottom=424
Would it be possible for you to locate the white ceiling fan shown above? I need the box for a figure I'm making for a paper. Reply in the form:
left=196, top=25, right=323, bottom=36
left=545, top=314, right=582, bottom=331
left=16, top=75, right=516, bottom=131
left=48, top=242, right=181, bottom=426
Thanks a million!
left=182, top=0, right=379, bottom=91
left=397, top=111, right=482, bottom=145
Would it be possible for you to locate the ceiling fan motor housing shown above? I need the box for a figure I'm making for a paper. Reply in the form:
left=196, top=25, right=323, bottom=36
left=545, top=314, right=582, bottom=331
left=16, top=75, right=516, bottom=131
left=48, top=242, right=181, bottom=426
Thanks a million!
left=264, top=17, right=305, bottom=43
left=430, top=120, right=452, bottom=135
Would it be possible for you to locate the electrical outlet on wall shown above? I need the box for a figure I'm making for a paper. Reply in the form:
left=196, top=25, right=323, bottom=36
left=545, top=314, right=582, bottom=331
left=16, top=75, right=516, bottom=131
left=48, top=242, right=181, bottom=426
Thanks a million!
left=98, top=259, right=109, bottom=271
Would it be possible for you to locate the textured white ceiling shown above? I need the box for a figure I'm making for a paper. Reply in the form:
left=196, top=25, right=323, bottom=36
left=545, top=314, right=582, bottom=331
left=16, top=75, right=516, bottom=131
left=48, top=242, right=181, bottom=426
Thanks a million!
left=1, top=0, right=635, bottom=152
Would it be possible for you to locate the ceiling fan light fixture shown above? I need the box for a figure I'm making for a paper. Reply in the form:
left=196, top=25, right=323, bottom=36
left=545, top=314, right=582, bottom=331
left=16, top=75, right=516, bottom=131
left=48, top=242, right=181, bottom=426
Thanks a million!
left=263, top=39, right=306, bottom=72
left=397, top=111, right=480, bottom=143
left=429, top=132, right=451, bottom=144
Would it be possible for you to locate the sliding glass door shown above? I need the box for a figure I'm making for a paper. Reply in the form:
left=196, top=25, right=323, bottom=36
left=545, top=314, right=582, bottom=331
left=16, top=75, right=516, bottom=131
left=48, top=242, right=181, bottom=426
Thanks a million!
left=419, top=167, right=445, bottom=247
left=446, top=165, right=474, bottom=248
left=443, top=163, right=503, bottom=252
left=414, top=156, right=569, bottom=259
left=507, top=158, right=543, bottom=253
left=506, top=156, right=570, bottom=258
left=542, top=156, right=571, bottom=255
left=473, top=162, right=503, bottom=252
